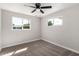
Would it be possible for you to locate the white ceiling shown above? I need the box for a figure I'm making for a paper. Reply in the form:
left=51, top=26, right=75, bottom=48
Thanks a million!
left=0, top=3, right=78, bottom=17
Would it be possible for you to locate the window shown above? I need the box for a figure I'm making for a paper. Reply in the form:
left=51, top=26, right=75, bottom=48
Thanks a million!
left=12, top=17, right=22, bottom=30
left=22, top=19, right=30, bottom=29
left=12, top=17, right=31, bottom=30
left=48, top=18, right=63, bottom=26
left=48, top=19, right=54, bottom=26
left=54, top=18, right=63, bottom=26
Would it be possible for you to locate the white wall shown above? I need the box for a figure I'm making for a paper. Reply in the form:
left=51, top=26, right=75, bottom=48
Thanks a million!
left=1, top=10, right=40, bottom=48
left=1, top=4, right=79, bottom=54
left=41, top=5, right=79, bottom=53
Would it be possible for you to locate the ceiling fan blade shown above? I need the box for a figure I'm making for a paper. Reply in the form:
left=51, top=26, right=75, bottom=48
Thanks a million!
left=31, top=9, right=36, bottom=13
left=24, top=5, right=36, bottom=8
left=40, top=9, right=44, bottom=14
left=41, top=6, right=52, bottom=9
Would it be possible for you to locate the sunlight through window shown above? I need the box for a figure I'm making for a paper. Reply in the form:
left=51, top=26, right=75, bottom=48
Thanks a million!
left=15, top=48, right=28, bottom=54
left=2, top=52, right=14, bottom=56
left=48, top=17, right=63, bottom=26
left=2, top=47, right=28, bottom=56
left=12, top=16, right=31, bottom=30
left=54, top=18, right=63, bottom=26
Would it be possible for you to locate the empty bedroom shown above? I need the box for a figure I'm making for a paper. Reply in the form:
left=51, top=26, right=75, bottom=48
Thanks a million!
left=0, top=3, right=79, bottom=56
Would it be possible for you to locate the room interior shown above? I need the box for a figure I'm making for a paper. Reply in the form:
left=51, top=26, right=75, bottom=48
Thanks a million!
left=0, top=3, right=79, bottom=56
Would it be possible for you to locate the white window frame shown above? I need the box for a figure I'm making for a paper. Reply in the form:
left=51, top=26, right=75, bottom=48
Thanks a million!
left=12, top=16, right=31, bottom=31
left=48, top=17, right=63, bottom=26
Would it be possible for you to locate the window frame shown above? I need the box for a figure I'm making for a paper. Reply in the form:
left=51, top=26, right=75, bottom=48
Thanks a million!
left=12, top=16, right=31, bottom=31
left=48, top=17, right=63, bottom=26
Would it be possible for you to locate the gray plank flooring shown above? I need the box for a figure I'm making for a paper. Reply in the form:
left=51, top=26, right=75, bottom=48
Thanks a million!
left=0, top=40, right=79, bottom=56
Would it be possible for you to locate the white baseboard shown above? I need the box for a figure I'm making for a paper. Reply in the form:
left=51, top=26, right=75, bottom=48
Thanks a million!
left=42, top=38, right=79, bottom=54
left=2, top=38, right=40, bottom=48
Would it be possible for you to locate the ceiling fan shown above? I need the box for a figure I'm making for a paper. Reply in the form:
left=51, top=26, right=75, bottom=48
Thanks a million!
left=24, top=3, right=52, bottom=14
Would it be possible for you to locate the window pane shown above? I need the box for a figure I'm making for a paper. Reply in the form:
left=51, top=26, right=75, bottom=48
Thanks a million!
left=12, top=17, right=22, bottom=30
left=48, top=19, right=54, bottom=26
left=23, top=19, right=29, bottom=24
left=12, top=17, right=31, bottom=30
left=23, top=19, right=30, bottom=29
left=54, top=18, right=63, bottom=26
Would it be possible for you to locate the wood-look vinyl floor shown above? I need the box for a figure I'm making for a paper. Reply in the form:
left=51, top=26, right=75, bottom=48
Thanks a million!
left=0, top=40, right=79, bottom=56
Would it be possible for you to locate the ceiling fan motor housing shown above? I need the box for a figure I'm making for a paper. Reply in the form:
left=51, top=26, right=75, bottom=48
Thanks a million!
left=35, top=3, right=41, bottom=9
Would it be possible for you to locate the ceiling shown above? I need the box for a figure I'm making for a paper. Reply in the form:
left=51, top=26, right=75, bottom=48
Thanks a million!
left=0, top=3, right=78, bottom=17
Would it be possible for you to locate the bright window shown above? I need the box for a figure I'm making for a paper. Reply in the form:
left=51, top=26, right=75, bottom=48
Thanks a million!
left=48, top=18, right=63, bottom=26
left=54, top=18, right=63, bottom=26
left=12, top=17, right=31, bottom=30
left=22, top=19, right=30, bottom=29
left=48, top=19, right=54, bottom=26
